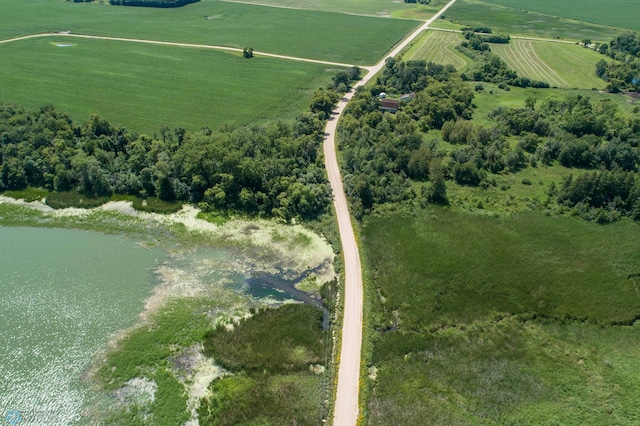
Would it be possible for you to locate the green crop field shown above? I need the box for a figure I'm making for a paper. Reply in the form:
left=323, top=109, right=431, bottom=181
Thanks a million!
left=403, top=30, right=471, bottom=70
left=0, top=37, right=335, bottom=133
left=363, top=209, right=640, bottom=424
left=218, top=0, right=450, bottom=19
left=491, top=39, right=606, bottom=89
left=484, top=0, right=640, bottom=32
left=438, top=0, right=623, bottom=42
left=0, top=0, right=418, bottom=65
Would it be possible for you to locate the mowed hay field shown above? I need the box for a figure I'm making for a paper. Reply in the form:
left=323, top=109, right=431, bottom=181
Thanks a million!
left=491, top=40, right=606, bottom=89
left=484, top=0, right=640, bottom=32
left=0, top=38, right=335, bottom=133
left=439, top=0, right=622, bottom=42
left=0, top=0, right=419, bottom=65
left=363, top=209, right=640, bottom=424
left=403, top=30, right=471, bottom=70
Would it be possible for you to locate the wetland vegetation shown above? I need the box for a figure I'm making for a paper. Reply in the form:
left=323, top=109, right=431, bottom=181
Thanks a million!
left=0, top=198, right=336, bottom=424
left=4, top=0, right=640, bottom=423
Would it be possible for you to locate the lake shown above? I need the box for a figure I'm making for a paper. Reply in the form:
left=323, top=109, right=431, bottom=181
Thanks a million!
left=0, top=227, right=164, bottom=424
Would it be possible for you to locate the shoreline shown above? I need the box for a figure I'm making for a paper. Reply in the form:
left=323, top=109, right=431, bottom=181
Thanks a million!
left=0, top=196, right=336, bottom=424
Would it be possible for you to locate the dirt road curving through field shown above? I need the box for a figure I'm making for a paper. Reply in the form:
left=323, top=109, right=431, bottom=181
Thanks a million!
left=0, top=32, right=356, bottom=68
left=325, top=1, right=458, bottom=425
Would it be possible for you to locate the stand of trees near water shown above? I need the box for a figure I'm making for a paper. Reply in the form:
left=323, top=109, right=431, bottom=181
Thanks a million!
left=338, top=59, right=640, bottom=222
left=0, top=104, right=332, bottom=220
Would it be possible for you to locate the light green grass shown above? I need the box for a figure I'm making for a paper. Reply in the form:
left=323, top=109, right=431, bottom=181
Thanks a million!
left=491, top=39, right=606, bottom=89
left=484, top=0, right=640, bottom=32
left=0, top=37, right=336, bottom=133
left=441, top=0, right=623, bottom=42
left=403, top=30, right=471, bottom=70
left=363, top=208, right=640, bottom=424
left=0, top=0, right=419, bottom=65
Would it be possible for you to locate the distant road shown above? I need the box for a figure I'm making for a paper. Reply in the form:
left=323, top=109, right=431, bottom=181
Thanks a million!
left=324, top=2, right=458, bottom=425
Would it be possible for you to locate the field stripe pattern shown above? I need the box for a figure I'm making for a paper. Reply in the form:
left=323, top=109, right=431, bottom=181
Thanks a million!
left=405, top=30, right=469, bottom=69
left=496, top=40, right=567, bottom=87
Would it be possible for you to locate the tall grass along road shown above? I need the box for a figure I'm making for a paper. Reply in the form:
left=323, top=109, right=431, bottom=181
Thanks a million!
left=325, top=1, right=458, bottom=424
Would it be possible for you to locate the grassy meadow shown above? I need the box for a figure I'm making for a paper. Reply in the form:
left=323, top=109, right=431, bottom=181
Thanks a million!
left=491, top=39, right=606, bottom=89
left=0, top=0, right=418, bottom=65
left=438, top=0, right=623, bottom=42
left=484, top=0, right=640, bottom=32
left=199, top=304, right=329, bottom=425
left=403, top=30, right=471, bottom=70
left=0, top=37, right=338, bottom=133
left=362, top=208, right=640, bottom=424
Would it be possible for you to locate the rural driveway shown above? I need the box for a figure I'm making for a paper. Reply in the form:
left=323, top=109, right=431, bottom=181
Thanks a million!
left=325, top=1, right=458, bottom=425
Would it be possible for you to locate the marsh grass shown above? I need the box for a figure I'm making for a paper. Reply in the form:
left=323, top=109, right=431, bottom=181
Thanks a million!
left=363, top=208, right=640, bottom=424
left=366, top=209, right=640, bottom=328
left=2, top=189, right=184, bottom=213
left=199, top=304, right=329, bottom=425
left=95, top=298, right=213, bottom=424
left=198, top=373, right=324, bottom=426
left=45, top=191, right=110, bottom=209
left=1, top=187, right=49, bottom=202
left=369, top=317, right=640, bottom=425
left=196, top=210, right=231, bottom=226
left=97, top=298, right=213, bottom=390
left=203, top=304, right=325, bottom=374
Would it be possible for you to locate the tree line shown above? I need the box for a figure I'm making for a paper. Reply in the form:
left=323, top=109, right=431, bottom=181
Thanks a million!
left=0, top=104, right=333, bottom=221
left=337, top=60, right=474, bottom=216
left=337, top=59, right=639, bottom=222
left=595, top=32, right=640, bottom=93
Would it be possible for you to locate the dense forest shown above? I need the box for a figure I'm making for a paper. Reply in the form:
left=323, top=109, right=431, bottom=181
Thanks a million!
left=0, top=104, right=332, bottom=220
left=338, top=59, right=640, bottom=222
left=109, top=0, right=199, bottom=7
left=596, top=32, right=640, bottom=92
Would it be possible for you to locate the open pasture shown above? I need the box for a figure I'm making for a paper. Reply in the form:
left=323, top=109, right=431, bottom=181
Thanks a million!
left=484, top=0, right=640, bottom=32
left=403, top=30, right=471, bottom=70
left=219, top=0, right=450, bottom=19
left=0, top=37, right=334, bottom=133
left=439, top=0, right=622, bottom=42
left=0, top=0, right=419, bottom=65
left=491, top=39, right=606, bottom=89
